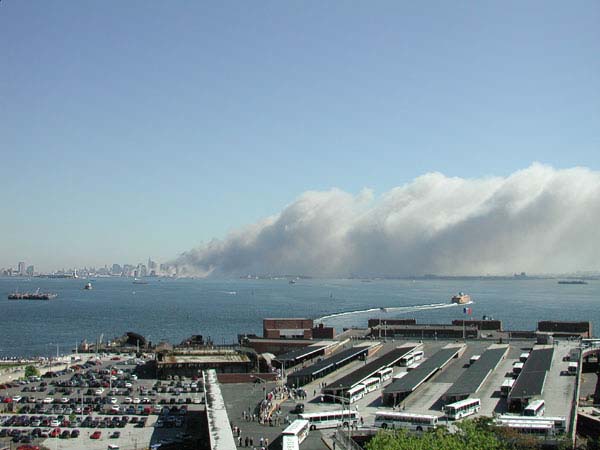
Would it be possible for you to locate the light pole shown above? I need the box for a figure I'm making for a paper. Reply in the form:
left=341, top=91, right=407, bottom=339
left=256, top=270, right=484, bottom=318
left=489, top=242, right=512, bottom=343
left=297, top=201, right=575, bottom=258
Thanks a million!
left=250, top=375, right=268, bottom=401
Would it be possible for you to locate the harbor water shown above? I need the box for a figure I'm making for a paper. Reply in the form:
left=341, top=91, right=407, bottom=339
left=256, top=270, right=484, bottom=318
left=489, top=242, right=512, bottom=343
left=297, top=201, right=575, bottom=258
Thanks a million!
left=0, top=277, right=598, bottom=357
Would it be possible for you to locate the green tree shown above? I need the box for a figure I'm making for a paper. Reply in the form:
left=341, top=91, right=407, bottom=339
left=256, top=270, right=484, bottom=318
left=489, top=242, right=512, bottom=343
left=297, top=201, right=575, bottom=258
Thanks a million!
left=366, top=419, right=516, bottom=450
left=24, top=365, right=40, bottom=378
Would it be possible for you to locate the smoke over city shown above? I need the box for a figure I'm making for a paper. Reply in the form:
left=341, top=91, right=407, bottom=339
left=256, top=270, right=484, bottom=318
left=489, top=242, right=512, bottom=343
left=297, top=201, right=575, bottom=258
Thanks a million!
left=174, top=164, right=600, bottom=277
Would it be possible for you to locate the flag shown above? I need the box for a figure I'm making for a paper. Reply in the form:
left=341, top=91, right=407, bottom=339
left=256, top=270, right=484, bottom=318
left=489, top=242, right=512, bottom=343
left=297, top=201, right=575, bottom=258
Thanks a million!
left=463, top=307, right=472, bottom=315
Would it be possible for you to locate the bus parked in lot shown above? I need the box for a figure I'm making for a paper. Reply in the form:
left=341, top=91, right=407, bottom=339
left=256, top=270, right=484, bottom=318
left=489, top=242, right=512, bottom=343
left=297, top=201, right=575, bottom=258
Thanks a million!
left=377, top=367, right=394, bottom=382
left=444, top=398, right=481, bottom=420
left=299, top=410, right=360, bottom=430
left=501, top=379, right=515, bottom=397
left=400, top=351, right=424, bottom=367
left=344, top=384, right=366, bottom=404
left=282, top=419, right=310, bottom=446
left=374, top=412, right=438, bottom=431
left=524, top=400, right=545, bottom=417
left=362, top=377, right=381, bottom=393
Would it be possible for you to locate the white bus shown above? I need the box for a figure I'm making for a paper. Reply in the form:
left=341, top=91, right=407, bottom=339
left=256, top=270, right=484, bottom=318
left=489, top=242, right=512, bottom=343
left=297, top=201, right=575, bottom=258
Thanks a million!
left=444, top=398, right=481, bottom=420
left=568, top=362, right=578, bottom=375
left=469, top=355, right=481, bottom=365
left=496, top=418, right=554, bottom=437
left=513, top=362, right=524, bottom=374
left=496, top=415, right=566, bottom=434
left=363, top=377, right=381, bottom=393
left=400, top=351, right=424, bottom=367
left=374, top=412, right=438, bottom=431
left=519, top=352, right=530, bottom=363
left=377, top=367, right=394, bottom=382
left=501, top=379, right=515, bottom=397
left=282, top=419, right=310, bottom=446
left=299, top=410, right=360, bottom=430
left=345, top=384, right=366, bottom=403
left=524, top=400, right=545, bottom=417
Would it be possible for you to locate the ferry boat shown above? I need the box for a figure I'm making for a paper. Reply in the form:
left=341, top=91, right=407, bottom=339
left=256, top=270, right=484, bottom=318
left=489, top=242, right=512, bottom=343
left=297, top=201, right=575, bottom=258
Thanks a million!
left=84, top=282, right=93, bottom=290
left=451, top=292, right=471, bottom=304
left=8, top=288, right=57, bottom=300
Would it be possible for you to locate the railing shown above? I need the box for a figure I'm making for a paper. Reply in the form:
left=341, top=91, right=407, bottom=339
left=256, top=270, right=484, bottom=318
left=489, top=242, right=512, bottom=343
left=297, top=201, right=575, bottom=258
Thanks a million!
left=334, top=429, right=364, bottom=450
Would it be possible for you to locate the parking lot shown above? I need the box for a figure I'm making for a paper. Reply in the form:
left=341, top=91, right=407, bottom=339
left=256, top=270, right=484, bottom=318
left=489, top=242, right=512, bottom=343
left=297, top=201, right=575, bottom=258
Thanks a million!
left=0, top=353, right=204, bottom=449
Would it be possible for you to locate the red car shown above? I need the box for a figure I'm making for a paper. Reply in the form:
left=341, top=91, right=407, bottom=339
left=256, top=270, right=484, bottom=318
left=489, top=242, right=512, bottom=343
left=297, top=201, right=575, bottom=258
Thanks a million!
left=90, top=431, right=102, bottom=439
left=50, top=428, right=61, bottom=438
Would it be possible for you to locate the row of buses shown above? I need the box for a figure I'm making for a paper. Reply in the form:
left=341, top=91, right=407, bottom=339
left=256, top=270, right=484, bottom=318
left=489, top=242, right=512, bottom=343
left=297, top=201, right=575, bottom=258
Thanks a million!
left=343, top=367, right=394, bottom=404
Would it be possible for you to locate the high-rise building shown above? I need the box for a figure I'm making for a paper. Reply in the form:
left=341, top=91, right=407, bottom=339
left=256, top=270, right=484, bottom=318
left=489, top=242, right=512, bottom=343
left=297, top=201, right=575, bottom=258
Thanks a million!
left=112, top=264, right=122, bottom=275
left=26, top=265, right=34, bottom=276
left=18, top=261, right=26, bottom=276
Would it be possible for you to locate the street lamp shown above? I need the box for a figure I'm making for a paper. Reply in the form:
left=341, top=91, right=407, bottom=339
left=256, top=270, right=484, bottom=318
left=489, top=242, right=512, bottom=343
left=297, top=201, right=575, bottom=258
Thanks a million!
left=250, top=375, right=268, bottom=401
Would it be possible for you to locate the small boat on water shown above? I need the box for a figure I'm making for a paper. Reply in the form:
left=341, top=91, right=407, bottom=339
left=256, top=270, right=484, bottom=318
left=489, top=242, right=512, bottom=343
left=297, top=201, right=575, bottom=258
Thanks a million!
left=451, top=292, right=471, bottom=304
left=558, top=280, right=588, bottom=285
left=8, top=288, right=57, bottom=300
left=289, top=279, right=296, bottom=285
left=84, top=282, right=93, bottom=290
left=132, top=278, right=148, bottom=285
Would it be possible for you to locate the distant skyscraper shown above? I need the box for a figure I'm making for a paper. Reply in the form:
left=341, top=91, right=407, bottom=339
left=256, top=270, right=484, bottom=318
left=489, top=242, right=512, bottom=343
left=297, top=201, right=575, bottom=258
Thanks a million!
left=18, top=261, right=26, bottom=276
left=26, top=265, right=34, bottom=276
left=112, top=264, right=122, bottom=275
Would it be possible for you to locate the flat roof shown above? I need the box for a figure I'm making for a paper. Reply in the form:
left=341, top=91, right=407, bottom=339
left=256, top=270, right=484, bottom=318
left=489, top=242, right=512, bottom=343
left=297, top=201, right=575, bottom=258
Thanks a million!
left=383, top=347, right=461, bottom=396
left=325, top=346, right=416, bottom=391
left=160, top=354, right=250, bottom=364
left=204, top=369, right=237, bottom=450
left=276, top=344, right=328, bottom=364
left=288, top=346, right=370, bottom=379
left=509, top=347, right=554, bottom=399
left=445, top=346, right=508, bottom=397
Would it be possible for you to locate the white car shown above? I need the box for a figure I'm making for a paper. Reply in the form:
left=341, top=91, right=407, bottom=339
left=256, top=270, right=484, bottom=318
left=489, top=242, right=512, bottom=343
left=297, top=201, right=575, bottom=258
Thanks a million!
left=95, top=388, right=104, bottom=395
left=43, top=397, right=53, bottom=404
left=109, top=397, right=118, bottom=404
left=61, top=397, right=69, bottom=403
left=125, top=382, right=132, bottom=388
left=132, top=398, right=141, bottom=404
left=110, top=404, right=120, bottom=412
left=123, top=397, right=132, bottom=404
left=12, top=396, right=22, bottom=402
left=50, top=419, right=60, bottom=427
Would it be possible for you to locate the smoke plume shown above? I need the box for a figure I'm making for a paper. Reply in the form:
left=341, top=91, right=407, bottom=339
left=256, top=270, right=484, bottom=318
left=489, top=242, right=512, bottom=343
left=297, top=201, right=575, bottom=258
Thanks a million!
left=174, top=164, right=600, bottom=277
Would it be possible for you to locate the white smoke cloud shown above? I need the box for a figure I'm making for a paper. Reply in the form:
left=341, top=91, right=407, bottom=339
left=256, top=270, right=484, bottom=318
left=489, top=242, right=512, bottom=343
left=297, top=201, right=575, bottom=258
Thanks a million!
left=174, top=164, right=600, bottom=277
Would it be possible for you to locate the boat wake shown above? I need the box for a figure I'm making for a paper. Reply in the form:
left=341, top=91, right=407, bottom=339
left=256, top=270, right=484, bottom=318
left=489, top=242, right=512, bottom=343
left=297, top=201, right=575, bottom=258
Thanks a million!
left=222, top=291, right=237, bottom=295
left=316, top=302, right=458, bottom=323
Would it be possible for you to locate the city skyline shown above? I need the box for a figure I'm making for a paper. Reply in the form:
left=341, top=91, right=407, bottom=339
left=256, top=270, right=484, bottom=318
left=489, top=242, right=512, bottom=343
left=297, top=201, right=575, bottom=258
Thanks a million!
left=1, top=2, right=599, bottom=273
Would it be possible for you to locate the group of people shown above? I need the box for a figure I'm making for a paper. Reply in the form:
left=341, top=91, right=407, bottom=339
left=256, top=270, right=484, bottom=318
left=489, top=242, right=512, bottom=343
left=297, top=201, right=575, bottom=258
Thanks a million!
left=232, top=425, right=270, bottom=448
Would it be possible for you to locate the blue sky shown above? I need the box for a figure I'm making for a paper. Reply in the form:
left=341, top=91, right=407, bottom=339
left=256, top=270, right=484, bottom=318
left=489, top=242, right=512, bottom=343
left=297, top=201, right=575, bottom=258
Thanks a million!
left=1, top=1, right=599, bottom=271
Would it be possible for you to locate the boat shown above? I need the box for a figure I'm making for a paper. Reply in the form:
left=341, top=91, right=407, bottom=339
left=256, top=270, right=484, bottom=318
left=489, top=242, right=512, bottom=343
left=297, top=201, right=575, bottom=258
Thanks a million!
left=84, top=282, right=93, bottom=290
left=132, top=278, right=148, bottom=285
left=451, top=292, right=471, bottom=304
left=558, top=280, right=588, bottom=285
left=289, top=279, right=296, bottom=285
left=8, top=288, right=57, bottom=300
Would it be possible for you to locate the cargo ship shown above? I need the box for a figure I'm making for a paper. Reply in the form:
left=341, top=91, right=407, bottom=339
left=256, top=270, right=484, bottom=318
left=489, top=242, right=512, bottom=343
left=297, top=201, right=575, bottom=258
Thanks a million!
left=8, top=288, right=57, bottom=300
left=451, top=292, right=471, bottom=304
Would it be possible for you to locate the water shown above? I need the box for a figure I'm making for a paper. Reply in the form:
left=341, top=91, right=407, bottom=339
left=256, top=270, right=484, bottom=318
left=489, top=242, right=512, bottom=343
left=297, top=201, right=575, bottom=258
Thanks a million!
left=0, top=277, right=597, bottom=357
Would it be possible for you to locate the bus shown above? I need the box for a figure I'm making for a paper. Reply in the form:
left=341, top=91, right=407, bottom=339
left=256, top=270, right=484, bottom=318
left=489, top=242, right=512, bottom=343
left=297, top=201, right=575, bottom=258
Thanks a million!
left=444, top=398, right=481, bottom=420
left=374, top=412, right=438, bottom=431
left=299, top=410, right=360, bottom=430
left=496, top=415, right=566, bottom=434
left=469, top=355, right=481, bottom=365
left=568, top=362, right=578, bottom=375
left=501, top=379, right=515, bottom=397
left=377, top=367, right=394, bottom=382
left=512, top=362, right=524, bottom=375
left=519, top=352, right=530, bottom=363
left=282, top=419, right=310, bottom=446
left=496, top=418, right=554, bottom=437
left=524, top=400, right=545, bottom=417
left=400, top=351, right=424, bottom=367
left=345, top=384, right=366, bottom=403
left=363, top=377, right=381, bottom=393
